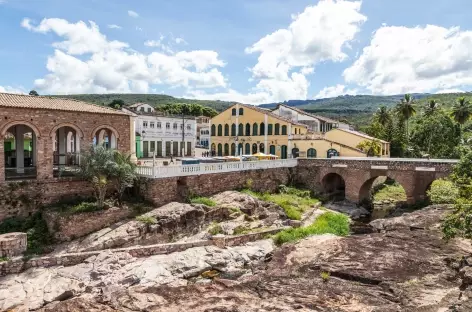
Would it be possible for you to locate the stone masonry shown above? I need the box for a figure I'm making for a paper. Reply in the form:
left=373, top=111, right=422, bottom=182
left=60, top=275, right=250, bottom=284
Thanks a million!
left=0, top=232, right=27, bottom=257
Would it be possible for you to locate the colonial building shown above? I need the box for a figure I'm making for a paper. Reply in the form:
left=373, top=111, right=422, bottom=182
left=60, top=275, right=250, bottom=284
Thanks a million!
left=123, top=103, right=196, bottom=158
left=196, top=116, right=210, bottom=147
left=0, top=93, right=134, bottom=181
left=210, top=103, right=390, bottom=159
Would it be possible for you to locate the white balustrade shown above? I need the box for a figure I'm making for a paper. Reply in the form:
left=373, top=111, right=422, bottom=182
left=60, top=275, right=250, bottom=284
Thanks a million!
left=136, top=159, right=298, bottom=178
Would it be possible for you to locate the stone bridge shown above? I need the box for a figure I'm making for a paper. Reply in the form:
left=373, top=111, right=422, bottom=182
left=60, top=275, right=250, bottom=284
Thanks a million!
left=296, top=157, right=458, bottom=204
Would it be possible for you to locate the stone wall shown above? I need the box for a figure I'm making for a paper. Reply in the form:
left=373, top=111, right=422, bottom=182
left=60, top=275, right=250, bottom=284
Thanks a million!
left=0, top=232, right=27, bottom=257
left=0, top=228, right=286, bottom=276
left=44, top=207, right=132, bottom=242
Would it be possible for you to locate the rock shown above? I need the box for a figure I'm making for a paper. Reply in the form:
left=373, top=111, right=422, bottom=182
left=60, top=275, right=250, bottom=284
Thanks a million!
left=324, top=200, right=369, bottom=220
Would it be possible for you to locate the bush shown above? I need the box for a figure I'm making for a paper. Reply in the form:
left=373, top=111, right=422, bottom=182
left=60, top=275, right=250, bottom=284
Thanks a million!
left=442, top=198, right=472, bottom=240
left=190, top=197, right=216, bottom=207
left=273, top=212, right=350, bottom=245
left=208, top=222, right=223, bottom=235
left=427, top=179, right=459, bottom=204
left=320, top=271, right=330, bottom=282
left=0, top=257, right=9, bottom=262
left=135, top=215, right=158, bottom=225
left=68, top=202, right=101, bottom=214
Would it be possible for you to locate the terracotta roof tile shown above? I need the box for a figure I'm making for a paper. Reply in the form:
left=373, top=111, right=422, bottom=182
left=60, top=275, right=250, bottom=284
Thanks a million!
left=334, top=128, right=389, bottom=144
left=0, top=93, right=129, bottom=115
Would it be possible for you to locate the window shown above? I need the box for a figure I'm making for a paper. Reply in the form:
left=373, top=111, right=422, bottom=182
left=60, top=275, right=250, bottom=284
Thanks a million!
left=260, top=123, right=265, bottom=135
left=259, top=143, right=264, bottom=153
left=217, top=124, right=222, bottom=136
left=187, top=124, right=191, bottom=130
left=166, top=122, right=170, bottom=129
left=245, top=123, right=251, bottom=136
left=307, top=148, right=317, bottom=158
left=252, top=123, right=258, bottom=136
left=217, top=144, right=223, bottom=156
left=150, top=122, right=155, bottom=128
left=211, top=124, right=216, bottom=136
left=245, top=143, right=250, bottom=155
left=224, top=143, right=229, bottom=156
left=268, top=124, right=273, bottom=135
left=143, top=121, right=148, bottom=128
left=231, top=124, right=236, bottom=136
left=281, top=125, right=287, bottom=135
left=275, top=123, right=280, bottom=135
left=232, top=108, right=237, bottom=116
left=157, top=122, right=161, bottom=129
left=173, top=123, right=178, bottom=130
left=239, top=108, right=244, bottom=116
left=327, top=148, right=339, bottom=158
left=252, top=143, right=258, bottom=154
left=231, top=143, right=236, bottom=156
left=238, top=123, right=244, bottom=136
left=147, top=107, right=152, bottom=112
left=140, top=107, right=144, bottom=112
left=224, top=124, right=229, bottom=136
left=180, top=124, right=183, bottom=130
left=150, top=141, right=155, bottom=152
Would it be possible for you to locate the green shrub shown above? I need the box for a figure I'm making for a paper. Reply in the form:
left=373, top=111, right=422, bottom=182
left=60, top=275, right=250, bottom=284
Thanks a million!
left=427, top=179, right=459, bottom=204
left=208, top=222, right=223, bottom=235
left=0, top=257, right=9, bottom=262
left=233, top=225, right=251, bottom=235
left=273, top=212, right=350, bottom=245
left=135, top=215, right=158, bottom=225
left=244, top=178, right=254, bottom=190
left=68, top=202, right=101, bottom=214
left=190, top=197, right=217, bottom=207
left=320, top=271, right=330, bottom=282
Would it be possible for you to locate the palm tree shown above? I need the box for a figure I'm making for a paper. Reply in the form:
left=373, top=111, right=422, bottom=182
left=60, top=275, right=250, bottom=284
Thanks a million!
left=375, top=106, right=391, bottom=126
left=451, top=97, right=472, bottom=127
left=396, top=94, right=416, bottom=139
left=425, top=100, right=439, bottom=116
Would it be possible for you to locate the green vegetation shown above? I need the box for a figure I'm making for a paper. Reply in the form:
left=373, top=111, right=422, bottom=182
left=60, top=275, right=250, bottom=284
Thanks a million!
left=0, top=257, right=9, bottom=262
left=242, top=187, right=319, bottom=221
left=135, top=215, right=158, bottom=225
left=208, top=222, right=223, bottom=235
left=233, top=225, right=251, bottom=235
left=63, top=202, right=100, bottom=215
left=0, top=212, right=53, bottom=255
left=190, top=197, right=217, bottom=207
left=356, top=140, right=381, bottom=156
left=373, top=183, right=406, bottom=202
left=427, top=179, right=459, bottom=204
left=320, top=271, right=331, bottom=282
left=273, top=212, right=350, bottom=245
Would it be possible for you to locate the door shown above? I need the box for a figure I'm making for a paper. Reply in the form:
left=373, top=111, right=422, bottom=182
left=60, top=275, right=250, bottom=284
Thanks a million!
left=186, top=142, right=192, bottom=156
left=281, top=145, right=287, bottom=159
left=252, top=143, right=257, bottom=154
left=165, top=141, right=171, bottom=156
left=270, top=145, right=276, bottom=155
left=156, top=141, right=163, bottom=157
left=245, top=143, right=250, bottom=155
left=292, top=148, right=299, bottom=158
left=173, top=142, right=179, bottom=156
left=143, top=141, right=149, bottom=158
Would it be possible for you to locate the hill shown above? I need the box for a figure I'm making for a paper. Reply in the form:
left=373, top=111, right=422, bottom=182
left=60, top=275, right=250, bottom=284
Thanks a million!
left=50, top=92, right=472, bottom=127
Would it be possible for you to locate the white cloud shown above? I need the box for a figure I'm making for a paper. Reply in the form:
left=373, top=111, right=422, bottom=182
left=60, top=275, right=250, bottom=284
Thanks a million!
left=23, top=18, right=227, bottom=94
left=108, top=24, right=122, bottom=30
left=175, top=37, right=187, bottom=45
left=315, top=84, right=358, bottom=99
left=128, top=10, right=139, bottom=18
left=344, top=25, right=472, bottom=95
left=0, top=86, right=25, bottom=94
left=135, top=26, right=143, bottom=32
left=436, top=88, right=466, bottom=94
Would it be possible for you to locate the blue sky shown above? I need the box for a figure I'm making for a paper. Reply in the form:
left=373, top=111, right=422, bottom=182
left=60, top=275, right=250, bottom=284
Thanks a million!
left=1, top=0, right=472, bottom=104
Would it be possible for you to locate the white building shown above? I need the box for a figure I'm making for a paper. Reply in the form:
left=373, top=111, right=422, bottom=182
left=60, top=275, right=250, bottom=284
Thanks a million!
left=271, top=104, right=350, bottom=133
left=123, top=103, right=196, bottom=158
left=196, top=116, right=210, bottom=147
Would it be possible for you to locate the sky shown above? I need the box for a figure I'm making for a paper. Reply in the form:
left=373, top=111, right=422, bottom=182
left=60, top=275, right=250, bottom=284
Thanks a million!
left=0, top=0, right=472, bottom=104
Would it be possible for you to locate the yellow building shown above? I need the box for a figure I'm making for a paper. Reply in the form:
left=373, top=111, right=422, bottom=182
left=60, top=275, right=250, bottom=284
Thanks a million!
left=210, top=103, right=389, bottom=159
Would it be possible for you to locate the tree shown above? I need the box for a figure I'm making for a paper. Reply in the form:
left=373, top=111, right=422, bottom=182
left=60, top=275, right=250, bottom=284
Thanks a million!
left=451, top=97, right=472, bottom=126
left=108, top=99, right=126, bottom=109
left=356, top=140, right=381, bottom=156
left=396, top=94, right=416, bottom=139
left=77, top=146, right=117, bottom=209
left=29, top=90, right=39, bottom=96
left=374, top=105, right=391, bottom=126
left=111, top=151, right=137, bottom=205
left=424, top=100, right=440, bottom=116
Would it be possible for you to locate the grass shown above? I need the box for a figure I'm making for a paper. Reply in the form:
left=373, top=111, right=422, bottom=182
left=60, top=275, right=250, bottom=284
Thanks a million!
left=208, top=222, right=223, bottom=235
left=0, top=257, right=9, bottom=262
left=190, top=197, right=217, bottom=207
left=135, top=215, right=158, bottom=225
left=273, top=212, right=350, bottom=245
left=373, top=183, right=407, bottom=202
left=242, top=188, right=319, bottom=221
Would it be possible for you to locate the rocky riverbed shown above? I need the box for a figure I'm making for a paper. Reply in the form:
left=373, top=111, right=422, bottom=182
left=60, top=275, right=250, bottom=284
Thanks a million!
left=2, top=197, right=472, bottom=311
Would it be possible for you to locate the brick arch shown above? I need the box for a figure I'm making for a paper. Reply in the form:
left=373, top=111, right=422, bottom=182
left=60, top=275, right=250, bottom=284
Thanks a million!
left=0, top=120, right=41, bottom=137
left=90, top=124, right=120, bottom=140
left=320, top=169, right=347, bottom=194
left=357, top=172, right=413, bottom=204
left=49, top=123, right=84, bottom=139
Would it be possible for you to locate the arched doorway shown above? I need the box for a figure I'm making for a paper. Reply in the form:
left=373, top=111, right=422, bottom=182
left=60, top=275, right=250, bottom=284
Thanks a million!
left=3, top=124, right=38, bottom=179
left=307, top=148, right=317, bottom=158
left=238, top=143, right=243, bottom=156
left=269, top=145, right=276, bottom=155
left=231, top=143, right=236, bottom=156
left=245, top=143, right=250, bottom=155
left=281, top=145, right=288, bottom=159
left=224, top=143, right=229, bottom=156
left=321, top=173, right=346, bottom=199
left=217, top=143, right=222, bottom=156
left=259, top=143, right=265, bottom=153
left=93, top=127, right=117, bottom=150
left=292, top=148, right=300, bottom=158
left=53, top=125, right=81, bottom=177
left=252, top=143, right=258, bottom=154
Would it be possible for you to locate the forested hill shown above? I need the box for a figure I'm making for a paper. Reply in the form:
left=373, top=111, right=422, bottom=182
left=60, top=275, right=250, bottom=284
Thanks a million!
left=50, top=92, right=471, bottom=127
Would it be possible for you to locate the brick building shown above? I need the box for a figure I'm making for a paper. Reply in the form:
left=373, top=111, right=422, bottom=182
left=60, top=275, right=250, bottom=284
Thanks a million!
left=0, top=93, right=134, bottom=181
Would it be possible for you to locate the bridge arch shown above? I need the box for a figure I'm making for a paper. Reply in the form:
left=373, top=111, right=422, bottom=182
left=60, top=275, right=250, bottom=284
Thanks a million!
left=321, top=172, right=346, bottom=198
left=358, top=175, right=408, bottom=205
